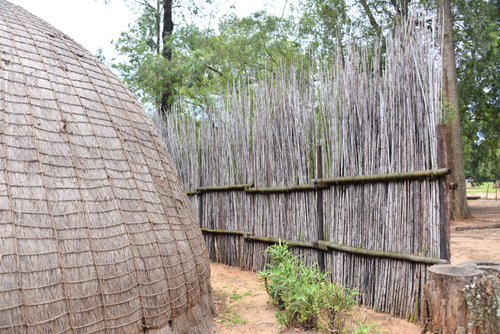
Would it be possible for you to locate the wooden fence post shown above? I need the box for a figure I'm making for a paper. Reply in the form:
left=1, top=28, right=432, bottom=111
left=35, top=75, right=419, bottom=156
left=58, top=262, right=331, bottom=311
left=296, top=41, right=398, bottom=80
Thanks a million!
left=317, top=145, right=326, bottom=272
left=198, top=162, right=203, bottom=228
left=437, top=125, right=450, bottom=261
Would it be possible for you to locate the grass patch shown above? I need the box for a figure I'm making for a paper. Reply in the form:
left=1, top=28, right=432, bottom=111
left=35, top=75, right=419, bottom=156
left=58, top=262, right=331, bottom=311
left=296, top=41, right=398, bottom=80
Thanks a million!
left=230, top=291, right=242, bottom=300
left=348, top=320, right=383, bottom=334
left=466, top=182, right=496, bottom=193
left=259, top=242, right=359, bottom=332
left=219, top=309, right=248, bottom=325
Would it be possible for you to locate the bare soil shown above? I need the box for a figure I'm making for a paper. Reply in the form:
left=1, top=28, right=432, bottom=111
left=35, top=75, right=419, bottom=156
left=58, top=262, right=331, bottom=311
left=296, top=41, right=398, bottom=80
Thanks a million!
left=451, top=198, right=500, bottom=264
left=210, top=199, right=500, bottom=334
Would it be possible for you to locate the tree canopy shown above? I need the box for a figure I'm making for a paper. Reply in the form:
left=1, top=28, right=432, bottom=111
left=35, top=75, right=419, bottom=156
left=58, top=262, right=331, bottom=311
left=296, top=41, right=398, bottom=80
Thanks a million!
left=453, top=0, right=499, bottom=182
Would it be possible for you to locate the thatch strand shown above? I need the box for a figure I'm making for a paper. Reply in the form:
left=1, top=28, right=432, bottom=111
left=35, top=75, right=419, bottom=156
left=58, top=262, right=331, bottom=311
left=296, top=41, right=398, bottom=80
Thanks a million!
left=158, top=16, right=444, bottom=319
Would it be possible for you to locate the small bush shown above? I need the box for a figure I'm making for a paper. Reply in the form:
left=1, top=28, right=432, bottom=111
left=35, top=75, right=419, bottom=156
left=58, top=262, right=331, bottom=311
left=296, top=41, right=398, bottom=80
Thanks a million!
left=259, top=242, right=359, bottom=331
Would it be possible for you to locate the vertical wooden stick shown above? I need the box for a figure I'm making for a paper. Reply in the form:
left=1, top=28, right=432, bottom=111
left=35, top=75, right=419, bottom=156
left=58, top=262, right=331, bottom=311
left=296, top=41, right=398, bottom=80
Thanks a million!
left=199, top=156, right=203, bottom=228
left=317, top=145, right=325, bottom=272
left=437, top=125, right=450, bottom=261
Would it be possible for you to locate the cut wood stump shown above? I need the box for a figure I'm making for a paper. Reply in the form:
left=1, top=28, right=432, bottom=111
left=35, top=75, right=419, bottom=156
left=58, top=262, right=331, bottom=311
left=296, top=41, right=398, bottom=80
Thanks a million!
left=422, top=262, right=500, bottom=334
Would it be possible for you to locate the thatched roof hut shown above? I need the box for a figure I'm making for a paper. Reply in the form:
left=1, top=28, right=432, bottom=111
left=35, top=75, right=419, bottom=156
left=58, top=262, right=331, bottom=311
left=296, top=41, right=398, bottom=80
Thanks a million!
left=0, top=1, right=212, bottom=332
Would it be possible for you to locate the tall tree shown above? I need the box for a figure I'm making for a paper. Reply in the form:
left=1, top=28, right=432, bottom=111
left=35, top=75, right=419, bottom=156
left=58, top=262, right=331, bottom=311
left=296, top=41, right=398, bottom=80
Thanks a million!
left=112, top=0, right=207, bottom=117
left=112, top=7, right=304, bottom=112
left=438, top=0, right=470, bottom=219
left=453, top=0, right=500, bottom=184
left=161, top=0, right=174, bottom=114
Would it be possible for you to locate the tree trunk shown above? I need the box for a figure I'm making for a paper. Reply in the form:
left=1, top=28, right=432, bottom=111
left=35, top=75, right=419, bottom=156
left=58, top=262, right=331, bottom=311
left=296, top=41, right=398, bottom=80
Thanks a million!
left=438, top=0, right=471, bottom=220
left=160, top=0, right=174, bottom=117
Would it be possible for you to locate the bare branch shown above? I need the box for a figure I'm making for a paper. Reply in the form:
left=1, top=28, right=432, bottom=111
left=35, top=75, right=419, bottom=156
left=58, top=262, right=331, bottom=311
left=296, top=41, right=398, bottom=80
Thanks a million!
left=359, top=0, right=382, bottom=36
left=206, top=65, right=227, bottom=79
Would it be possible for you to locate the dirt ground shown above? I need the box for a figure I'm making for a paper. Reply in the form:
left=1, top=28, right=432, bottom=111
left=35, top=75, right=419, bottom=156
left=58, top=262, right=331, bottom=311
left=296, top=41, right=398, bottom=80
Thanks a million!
left=451, top=197, right=500, bottom=263
left=210, top=199, right=500, bottom=334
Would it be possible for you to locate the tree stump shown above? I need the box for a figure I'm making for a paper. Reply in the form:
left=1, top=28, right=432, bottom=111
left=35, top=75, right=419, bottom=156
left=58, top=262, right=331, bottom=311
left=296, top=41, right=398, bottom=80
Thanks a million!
left=422, top=265, right=483, bottom=333
left=422, top=262, right=500, bottom=334
left=460, top=261, right=500, bottom=334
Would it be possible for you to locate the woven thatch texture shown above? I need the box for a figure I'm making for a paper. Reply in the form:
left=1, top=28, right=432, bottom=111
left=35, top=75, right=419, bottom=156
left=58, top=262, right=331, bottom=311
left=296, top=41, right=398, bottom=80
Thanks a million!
left=0, top=1, right=211, bottom=333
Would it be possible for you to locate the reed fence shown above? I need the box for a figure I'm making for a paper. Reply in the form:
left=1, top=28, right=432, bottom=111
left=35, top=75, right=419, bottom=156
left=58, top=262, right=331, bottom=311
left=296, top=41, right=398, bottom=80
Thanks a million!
left=156, top=18, right=447, bottom=320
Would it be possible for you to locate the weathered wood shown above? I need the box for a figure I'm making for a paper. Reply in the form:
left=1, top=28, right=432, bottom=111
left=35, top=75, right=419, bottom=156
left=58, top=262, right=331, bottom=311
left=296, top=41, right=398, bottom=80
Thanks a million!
left=202, top=227, right=447, bottom=264
left=460, top=260, right=500, bottom=274
left=196, top=184, right=253, bottom=193
left=312, top=168, right=451, bottom=188
left=245, top=235, right=317, bottom=249
left=245, top=184, right=315, bottom=194
left=438, top=125, right=451, bottom=261
left=187, top=169, right=450, bottom=194
left=422, top=264, right=484, bottom=334
left=185, top=190, right=201, bottom=196
left=317, top=145, right=325, bottom=272
left=201, top=228, right=248, bottom=236
left=317, top=241, right=447, bottom=265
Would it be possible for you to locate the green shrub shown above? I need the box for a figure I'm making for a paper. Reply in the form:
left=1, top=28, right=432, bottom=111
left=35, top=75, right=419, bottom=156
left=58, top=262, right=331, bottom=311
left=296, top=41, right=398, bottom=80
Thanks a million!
left=347, top=320, right=382, bottom=334
left=259, top=242, right=359, bottom=331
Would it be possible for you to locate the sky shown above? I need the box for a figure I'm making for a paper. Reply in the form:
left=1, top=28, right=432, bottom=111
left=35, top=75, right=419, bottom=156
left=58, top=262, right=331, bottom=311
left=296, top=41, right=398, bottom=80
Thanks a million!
left=8, top=0, right=292, bottom=61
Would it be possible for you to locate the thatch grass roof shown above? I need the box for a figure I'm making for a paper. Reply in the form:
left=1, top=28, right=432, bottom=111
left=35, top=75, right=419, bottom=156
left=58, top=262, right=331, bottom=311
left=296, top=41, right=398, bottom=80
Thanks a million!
left=0, top=1, right=211, bottom=332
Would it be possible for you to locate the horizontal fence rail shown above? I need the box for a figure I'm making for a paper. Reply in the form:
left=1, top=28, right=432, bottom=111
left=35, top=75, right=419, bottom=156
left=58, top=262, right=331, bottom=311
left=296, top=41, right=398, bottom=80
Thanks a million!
left=185, top=169, right=452, bottom=195
left=201, top=228, right=448, bottom=265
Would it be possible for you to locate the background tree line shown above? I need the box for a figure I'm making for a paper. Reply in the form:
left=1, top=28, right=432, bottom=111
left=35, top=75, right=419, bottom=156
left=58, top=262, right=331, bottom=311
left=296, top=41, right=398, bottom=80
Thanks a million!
left=101, top=0, right=499, bottom=219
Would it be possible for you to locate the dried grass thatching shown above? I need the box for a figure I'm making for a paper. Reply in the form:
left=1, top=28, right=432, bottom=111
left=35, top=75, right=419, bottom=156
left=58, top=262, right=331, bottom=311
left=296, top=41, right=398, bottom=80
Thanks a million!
left=0, top=1, right=211, bottom=332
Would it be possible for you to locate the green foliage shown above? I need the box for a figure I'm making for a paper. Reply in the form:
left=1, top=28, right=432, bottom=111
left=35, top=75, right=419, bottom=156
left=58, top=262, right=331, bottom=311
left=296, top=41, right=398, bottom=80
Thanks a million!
left=453, top=0, right=500, bottom=181
left=259, top=242, right=359, bottom=331
left=466, top=182, right=496, bottom=193
left=293, top=0, right=350, bottom=58
left=347, top=320, right=381, bottom=334
left=110, top=3, right=305, bottom=113
left=213, top=11, right=306, bottom=79
left=219, top=309, right=248, bottom=325
left=230, top=291, right=242, bottom=300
